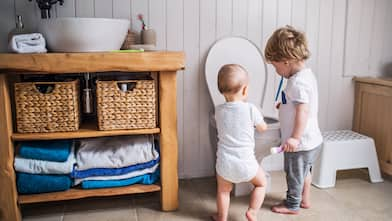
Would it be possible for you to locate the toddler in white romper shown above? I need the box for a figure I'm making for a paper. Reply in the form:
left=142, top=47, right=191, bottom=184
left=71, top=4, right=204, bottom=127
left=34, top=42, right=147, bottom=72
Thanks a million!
left=212, top=64, right=268, bottom=221
left=215, top=101, right=264, bottom=183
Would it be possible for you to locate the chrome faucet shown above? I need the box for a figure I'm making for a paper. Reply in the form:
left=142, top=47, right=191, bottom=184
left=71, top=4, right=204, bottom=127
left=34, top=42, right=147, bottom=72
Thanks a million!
left=28, top=0, right=64, bottom=19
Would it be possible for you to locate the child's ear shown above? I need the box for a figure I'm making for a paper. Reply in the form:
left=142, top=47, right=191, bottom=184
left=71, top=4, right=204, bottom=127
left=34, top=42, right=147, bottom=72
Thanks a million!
left=242, top=85, right=248, bottom=96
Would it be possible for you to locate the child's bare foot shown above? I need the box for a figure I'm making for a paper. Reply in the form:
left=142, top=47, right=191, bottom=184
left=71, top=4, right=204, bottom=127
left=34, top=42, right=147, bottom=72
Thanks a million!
left=271, top=205, right=299, bottom=215
left=300, top=201, right=310, bottom=209
left=274, top=200, right=310, bottom=209
left=210, top=214, right=218, bottom=221
left=245, top=208, right=257, bottom=221
left=210, top=214, right=227, bottom=221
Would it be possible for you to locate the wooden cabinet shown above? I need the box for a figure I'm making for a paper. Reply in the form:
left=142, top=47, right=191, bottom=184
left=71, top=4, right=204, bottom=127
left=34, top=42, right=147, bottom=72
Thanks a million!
left=353, top=77, right=392, bottom=176
left=0, top=52, right=185, bottom=221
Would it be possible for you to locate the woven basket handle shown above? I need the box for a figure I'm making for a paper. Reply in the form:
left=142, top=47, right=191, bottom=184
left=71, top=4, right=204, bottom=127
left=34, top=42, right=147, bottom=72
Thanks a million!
left=33, top=82, right=57, bottom=94
left=116, top=81, right=137, bottom=93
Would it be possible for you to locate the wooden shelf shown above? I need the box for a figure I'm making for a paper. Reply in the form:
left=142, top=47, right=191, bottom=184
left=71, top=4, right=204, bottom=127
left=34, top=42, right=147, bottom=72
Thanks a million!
left=18, top=184, right=161, bottom=204
left=0, top=52, right=185, bottom=73
left=0, top=52, right=181, bottom=220
left=12, top=122, right=160, bottom=141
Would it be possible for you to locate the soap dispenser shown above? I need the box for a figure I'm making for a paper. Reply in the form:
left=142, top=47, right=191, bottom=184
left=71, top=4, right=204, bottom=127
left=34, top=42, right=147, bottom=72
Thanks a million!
left=8, top=15, right=26, bottom=42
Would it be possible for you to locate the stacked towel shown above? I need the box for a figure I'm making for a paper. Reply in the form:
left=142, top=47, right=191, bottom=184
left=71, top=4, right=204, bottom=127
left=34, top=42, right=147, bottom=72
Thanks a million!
left=81, top=169, right=160, bottom=189
left=73, top=135, right=160, bottom=189
left=14, top=140, right=74, bottom=194
left=17, top=173, right=72, bottom=194
left=9, top=33, right=47, bottom=53
left=14, top=147, right=75, bottom=174
left=72, top=156, right=159, bottom=179
left=19, top=140, right=72, bottom=162
left=75, top=135, right=159, bottom=170
left=74, top=163, right=159, bottom=185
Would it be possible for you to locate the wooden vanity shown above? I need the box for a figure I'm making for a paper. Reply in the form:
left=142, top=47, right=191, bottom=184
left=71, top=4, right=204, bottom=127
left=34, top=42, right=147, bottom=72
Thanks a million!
left=0, top=52, right=185, bottom=221
left=353, top=77, right=392, bottom=176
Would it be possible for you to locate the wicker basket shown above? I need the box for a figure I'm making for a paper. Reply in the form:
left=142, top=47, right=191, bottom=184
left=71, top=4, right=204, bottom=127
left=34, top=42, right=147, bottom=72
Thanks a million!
left=96, top=79, right=156, bottom=130
left=14, top=80, right=80, bottom=133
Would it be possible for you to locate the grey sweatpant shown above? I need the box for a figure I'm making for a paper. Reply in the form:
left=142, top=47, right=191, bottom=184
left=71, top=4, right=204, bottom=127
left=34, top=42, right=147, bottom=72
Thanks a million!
left=284, top=146, right=321, bottom=210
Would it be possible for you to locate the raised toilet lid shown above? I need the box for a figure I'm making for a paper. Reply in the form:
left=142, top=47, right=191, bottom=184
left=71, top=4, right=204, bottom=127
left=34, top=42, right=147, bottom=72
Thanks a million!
left=205, top=37, right=268, bottom=109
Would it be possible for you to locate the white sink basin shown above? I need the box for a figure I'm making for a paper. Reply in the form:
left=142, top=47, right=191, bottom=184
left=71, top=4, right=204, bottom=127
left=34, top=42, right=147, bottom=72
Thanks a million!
left=38, top=17, right=130, bottom=52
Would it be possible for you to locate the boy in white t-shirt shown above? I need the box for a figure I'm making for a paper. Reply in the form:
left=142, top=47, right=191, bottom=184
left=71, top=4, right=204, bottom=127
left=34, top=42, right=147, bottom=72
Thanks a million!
left=264, top=26, right=323, bottom=214
left=213, top=64, right=268, bottom=221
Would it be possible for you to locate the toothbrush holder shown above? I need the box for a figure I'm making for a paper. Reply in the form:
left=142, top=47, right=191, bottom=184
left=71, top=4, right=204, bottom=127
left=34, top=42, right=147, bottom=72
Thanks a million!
left=141, top=28, right=156, bottom=45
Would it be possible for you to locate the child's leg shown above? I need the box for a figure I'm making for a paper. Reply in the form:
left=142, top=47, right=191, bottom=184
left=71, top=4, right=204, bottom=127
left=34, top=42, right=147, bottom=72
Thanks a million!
left=214, top=174, right=233, bottom=221
left=271, top=151, right=305, bottom=215
left=272, top=147, right=321, bottom=214
left=302, top=146, right=322, bottom=209
left=301, top=173, right=311, bottom=208
left=246, top=167, right=267, bottom=221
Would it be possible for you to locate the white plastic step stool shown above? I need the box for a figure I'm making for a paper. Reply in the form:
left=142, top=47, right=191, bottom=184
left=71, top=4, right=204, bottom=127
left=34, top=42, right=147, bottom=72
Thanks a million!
left=312, top=130, right=383, bottom=188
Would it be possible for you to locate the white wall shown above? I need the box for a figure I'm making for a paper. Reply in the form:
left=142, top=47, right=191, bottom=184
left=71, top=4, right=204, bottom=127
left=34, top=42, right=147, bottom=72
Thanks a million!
left=1, top=0, right=392, bottom=178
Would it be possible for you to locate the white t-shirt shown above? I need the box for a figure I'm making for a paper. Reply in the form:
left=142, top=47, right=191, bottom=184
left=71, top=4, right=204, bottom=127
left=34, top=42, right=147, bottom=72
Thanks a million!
left=214, top=101, right=265, bottom=183
left=279, top=68, right=323, bottom=151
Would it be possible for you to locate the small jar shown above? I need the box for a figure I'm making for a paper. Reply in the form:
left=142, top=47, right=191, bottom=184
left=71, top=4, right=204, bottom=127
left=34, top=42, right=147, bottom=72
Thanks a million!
left=141, top=28, right=156, bottom=45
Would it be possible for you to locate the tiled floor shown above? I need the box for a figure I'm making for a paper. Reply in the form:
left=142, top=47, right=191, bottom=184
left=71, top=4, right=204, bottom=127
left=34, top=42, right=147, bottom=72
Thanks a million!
left=22, top=170, right=392, bottom=221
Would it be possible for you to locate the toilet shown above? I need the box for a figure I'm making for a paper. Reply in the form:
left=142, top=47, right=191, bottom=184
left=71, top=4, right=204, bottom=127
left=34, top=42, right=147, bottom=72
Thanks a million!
left=205, top=37, right=281, bottom=196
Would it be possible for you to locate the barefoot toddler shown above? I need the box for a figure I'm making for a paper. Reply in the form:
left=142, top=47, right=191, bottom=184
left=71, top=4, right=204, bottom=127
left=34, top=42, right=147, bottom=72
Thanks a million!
left=213, top=64, right=268, bottom=221
left=264, top=26, right=323, bottom=214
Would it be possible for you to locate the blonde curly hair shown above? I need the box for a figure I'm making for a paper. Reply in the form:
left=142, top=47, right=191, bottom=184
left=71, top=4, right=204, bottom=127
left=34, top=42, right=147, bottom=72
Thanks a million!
left=264, top=25, right=309, bottom=62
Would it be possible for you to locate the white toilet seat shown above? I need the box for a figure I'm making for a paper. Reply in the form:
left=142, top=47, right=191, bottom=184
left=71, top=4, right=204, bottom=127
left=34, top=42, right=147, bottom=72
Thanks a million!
left=205, top=37, right=268, bottom=109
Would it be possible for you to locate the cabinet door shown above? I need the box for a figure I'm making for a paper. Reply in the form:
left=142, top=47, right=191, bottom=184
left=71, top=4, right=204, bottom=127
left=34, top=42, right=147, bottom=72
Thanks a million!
left=353, top=83, right=392, bottom=175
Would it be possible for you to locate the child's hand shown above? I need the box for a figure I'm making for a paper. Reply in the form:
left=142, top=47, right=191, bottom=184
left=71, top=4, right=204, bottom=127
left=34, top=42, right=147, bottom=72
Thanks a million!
left=255, top=122, right=268, bottom=133
left=282, top=137, right=300, bottom=152
left=275, top=102, right=281, bottom=109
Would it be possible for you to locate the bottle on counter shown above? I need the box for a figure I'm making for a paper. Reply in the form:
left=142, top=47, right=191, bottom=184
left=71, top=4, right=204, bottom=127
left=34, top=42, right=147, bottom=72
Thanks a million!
left=82, top=73, right=94, bottom=115
left=8, top=15, right=26, bottom=43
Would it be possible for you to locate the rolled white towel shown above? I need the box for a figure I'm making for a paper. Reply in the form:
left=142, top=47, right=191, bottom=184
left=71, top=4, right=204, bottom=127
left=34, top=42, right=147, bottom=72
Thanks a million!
left=9, top=33, right=47, bottom=53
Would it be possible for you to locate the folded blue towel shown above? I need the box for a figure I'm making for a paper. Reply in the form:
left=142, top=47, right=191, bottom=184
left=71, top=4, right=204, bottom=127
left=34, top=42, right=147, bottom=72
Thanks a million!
left=14, top=146, right=75, bottom=175
left=19, top=140, right=73, bottom=162
left=72, top=157, right=160, bottom=179
left=16, top=172, right=72, bottom=194
left=81, top=169, right=160, bottom=189
left=74, top=164, right=159, bottom=185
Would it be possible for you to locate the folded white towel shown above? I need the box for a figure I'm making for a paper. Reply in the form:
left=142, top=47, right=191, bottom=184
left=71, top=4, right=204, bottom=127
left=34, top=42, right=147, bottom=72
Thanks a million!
left=9, top=33, right=47, bottom=53
left=74, top=164, right=159, bottom=185
left=76, top=135, right=159, bottom=171
left=14, top=147, right=75, bottom=174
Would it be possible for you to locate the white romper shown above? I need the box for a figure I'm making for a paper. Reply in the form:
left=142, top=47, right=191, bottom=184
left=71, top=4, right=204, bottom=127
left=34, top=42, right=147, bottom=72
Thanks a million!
left=215, top=101, right=265, bottom=183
